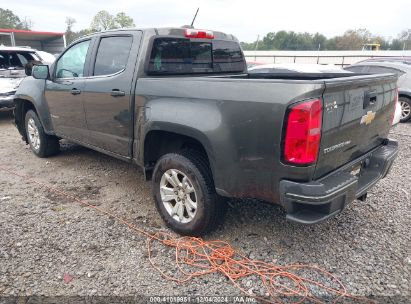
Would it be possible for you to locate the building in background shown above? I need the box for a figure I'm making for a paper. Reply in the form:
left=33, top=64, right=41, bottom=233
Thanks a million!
left=0, top=29, right=66, bottom=54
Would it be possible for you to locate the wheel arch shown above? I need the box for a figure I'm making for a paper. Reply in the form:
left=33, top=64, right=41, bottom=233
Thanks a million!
left=142, top=124, right=216, bottom=183
left=14, top=96, right=55, bottom=141
left=14, top=98, right=38, bottom=142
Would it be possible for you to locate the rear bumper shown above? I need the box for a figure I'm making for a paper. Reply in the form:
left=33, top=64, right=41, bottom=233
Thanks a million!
left=279, top=139, right=398, bottom=224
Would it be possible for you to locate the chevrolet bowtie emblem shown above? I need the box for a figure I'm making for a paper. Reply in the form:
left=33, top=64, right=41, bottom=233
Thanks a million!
left=360, top=111, right=376, bottom=125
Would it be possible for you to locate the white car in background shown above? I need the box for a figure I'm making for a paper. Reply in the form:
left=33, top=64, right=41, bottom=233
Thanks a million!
left=345, top=60, right=411, bottom=123
left=36, top=50, right=57, bottom=64
left=0, top=46, right=54, bottom=110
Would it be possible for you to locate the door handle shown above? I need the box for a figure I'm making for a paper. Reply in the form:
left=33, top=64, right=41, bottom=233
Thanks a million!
left=111, top=89, right=125, bottom=97
left=71, top=88, right=81, bottom=95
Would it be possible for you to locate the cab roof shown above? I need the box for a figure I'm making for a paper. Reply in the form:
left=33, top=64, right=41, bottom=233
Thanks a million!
left=78, top=27, right=238, bottom=42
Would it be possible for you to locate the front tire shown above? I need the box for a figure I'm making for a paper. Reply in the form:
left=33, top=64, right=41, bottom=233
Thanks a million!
left=399, top=96, right=411, bottom=122
left=25, top=110, right=60, bottom=157
left=152, top=151, right=225, bottom=236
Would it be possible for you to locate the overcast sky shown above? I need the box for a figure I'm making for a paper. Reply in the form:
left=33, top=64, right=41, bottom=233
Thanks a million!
left=1, top=0, right=410, bottom=42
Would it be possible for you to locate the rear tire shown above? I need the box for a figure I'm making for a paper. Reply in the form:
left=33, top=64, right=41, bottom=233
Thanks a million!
left=399, top=96, right=411, bottom=122
left=152, top=151, right=225, bottom=236
left=25, top=110, right=60, bottom=158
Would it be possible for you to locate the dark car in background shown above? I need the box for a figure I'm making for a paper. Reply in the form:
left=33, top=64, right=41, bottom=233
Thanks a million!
left=345, top=61, right=411, bottom=122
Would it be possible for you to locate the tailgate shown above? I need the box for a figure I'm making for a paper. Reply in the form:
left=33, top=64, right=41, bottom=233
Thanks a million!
left=314, top=74, right=397, bottom=179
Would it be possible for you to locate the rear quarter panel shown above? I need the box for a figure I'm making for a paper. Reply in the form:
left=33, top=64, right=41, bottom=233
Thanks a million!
left=135, top=77, right=325, bottom=202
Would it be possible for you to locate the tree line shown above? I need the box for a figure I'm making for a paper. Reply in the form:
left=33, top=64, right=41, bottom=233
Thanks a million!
left=0, top=8, right=135, bottom=45
left=65, top=10, right=135, bottom=44
left=0, top=8, right=32, bottom=30
left=240, top=29, right=411, bottom=51
left=1, top=7, right=410, bottom=50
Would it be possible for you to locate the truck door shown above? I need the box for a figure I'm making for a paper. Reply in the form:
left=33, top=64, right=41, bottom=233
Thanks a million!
left=82, top=31, right=142, bottom=157
left=45, top=39, right=92, bottom=142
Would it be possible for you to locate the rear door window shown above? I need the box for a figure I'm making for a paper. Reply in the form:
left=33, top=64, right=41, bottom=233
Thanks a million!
left=147, top=38, right=245, bottom=75
left=93, top=36, right=133, bottom=76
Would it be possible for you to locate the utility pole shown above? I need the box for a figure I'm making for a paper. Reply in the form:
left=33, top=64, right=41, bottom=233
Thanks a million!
left=254, top=35, right=260, bottom=51
left=317, top=43, right=321, bottom=64
left=254, top=35, right=260, bottom=61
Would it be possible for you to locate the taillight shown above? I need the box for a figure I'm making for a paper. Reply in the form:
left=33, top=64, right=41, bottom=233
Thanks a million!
left=184, top=29, right=214, bottom=39
left=283, top=99, right=322, bottom=165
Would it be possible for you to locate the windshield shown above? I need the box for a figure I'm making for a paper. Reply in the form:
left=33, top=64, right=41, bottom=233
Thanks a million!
left=0, top=51, right=40, bottom=70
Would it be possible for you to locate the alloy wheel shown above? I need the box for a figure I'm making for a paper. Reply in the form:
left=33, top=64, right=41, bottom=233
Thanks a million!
left=159, top=169, right=198, bottom=224
left=27, top=118, right=41, bottom=151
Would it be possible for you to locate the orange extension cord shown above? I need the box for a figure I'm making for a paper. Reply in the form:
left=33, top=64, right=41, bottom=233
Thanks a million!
left=0, top=166, right=372, bottom=304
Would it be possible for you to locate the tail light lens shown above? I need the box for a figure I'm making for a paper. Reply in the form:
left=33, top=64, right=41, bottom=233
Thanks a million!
left=283, top=98, right=322, bottom=165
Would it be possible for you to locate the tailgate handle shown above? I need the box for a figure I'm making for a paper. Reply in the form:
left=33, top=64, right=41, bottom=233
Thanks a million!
left=363, top=90, right=377, bottom=109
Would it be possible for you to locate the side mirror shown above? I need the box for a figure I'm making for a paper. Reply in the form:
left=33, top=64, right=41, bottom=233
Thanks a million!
left=32, top=65, right=49, bottom=80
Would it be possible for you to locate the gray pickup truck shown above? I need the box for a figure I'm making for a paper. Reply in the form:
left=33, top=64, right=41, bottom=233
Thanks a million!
left=13, top=27, right=399, bottom=235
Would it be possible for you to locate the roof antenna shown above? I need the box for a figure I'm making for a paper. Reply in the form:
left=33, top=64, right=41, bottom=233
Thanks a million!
left=190, top=8, right=199, bottom=28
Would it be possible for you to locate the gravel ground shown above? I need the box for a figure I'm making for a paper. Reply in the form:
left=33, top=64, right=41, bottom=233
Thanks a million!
left=0, top=110, right=410, bottom=302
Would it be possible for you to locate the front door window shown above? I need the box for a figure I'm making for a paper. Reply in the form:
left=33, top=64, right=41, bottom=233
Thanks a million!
left=55, top=40, right=90, bottom=78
